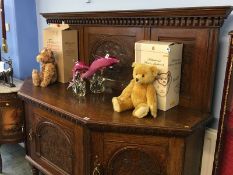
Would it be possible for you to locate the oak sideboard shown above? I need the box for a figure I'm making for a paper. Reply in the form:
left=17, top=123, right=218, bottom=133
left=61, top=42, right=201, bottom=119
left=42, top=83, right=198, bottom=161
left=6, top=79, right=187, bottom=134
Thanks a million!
left=19, top=6, right=232, bottom=175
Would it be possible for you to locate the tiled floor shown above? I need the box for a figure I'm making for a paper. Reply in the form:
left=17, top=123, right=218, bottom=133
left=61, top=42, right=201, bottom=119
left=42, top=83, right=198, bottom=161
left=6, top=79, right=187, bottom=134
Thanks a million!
left=0, top=144, right=31, bottom=175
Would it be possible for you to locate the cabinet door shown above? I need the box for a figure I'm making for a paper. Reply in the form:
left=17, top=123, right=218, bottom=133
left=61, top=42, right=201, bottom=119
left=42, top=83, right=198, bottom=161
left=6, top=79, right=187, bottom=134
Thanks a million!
left=28, top=107, right=76, bottom=175
left=84, top=27, right=145, bottom=89
left=91, top=132, right=170, bottom=175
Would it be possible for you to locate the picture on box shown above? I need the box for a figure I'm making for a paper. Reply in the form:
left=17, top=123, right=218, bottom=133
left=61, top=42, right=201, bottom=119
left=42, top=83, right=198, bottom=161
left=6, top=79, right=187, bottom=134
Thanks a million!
left=154, top=71, right=172, bottom=97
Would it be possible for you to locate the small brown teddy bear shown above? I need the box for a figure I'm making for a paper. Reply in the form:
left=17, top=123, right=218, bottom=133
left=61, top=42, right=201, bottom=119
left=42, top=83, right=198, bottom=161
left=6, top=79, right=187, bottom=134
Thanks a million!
left=32, top=48, right=57, bottom=87
left=112, top=62, right=158, bottom=118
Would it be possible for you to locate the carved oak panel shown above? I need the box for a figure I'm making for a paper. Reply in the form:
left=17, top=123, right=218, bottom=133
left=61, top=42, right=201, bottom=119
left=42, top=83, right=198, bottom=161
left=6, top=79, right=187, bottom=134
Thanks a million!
left=84, top=27, right=144, bottom=89
left=107, top=147, right=165, bottom=175
left=103, top=139, right=168, bottom=175
left=151, top=28, right=213, bottom=112
left=34, top=118, right=73, bottom=174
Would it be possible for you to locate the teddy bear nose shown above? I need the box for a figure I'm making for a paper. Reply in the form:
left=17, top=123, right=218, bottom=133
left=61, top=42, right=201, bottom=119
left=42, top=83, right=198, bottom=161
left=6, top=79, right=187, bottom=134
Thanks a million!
left=136, top=78, right=139, bottom=82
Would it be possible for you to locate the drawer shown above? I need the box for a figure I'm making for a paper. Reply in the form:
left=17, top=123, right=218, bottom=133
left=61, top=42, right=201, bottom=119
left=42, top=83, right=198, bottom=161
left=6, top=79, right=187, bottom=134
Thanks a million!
left=0, top=99, right=22, bottom=108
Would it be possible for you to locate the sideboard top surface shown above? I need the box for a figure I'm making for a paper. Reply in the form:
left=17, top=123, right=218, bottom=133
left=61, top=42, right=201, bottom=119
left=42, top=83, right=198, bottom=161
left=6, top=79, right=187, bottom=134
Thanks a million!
left=18, top=79, right=210, bottom=137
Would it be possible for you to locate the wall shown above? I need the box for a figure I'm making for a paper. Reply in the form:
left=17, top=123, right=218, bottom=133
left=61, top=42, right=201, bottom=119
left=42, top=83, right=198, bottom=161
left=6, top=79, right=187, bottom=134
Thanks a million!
left=14, top=0, right=39, bottom=79
left=35, top=0, right=233, bottom=123
left=2, top=0, right=39, bottom=79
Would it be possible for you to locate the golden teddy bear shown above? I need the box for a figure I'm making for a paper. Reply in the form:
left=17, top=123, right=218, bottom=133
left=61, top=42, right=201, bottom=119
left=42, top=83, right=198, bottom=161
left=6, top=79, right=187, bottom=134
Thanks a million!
left=112, top=62, right=158, bottom=118
left=32, top=48, right=57, bottom=87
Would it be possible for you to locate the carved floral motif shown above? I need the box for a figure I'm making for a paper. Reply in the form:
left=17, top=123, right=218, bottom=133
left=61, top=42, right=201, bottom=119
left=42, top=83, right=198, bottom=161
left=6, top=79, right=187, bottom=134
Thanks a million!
left=89, top=35, right=134, bottom=85
left=107, top=147, right=165, bottom=175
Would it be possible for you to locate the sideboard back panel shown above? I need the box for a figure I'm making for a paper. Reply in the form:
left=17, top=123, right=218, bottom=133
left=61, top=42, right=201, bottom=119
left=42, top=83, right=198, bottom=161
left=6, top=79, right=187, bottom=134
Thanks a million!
left=151, top=28, right=212, bottom=111
left=42, top=6, right=232, bottom=113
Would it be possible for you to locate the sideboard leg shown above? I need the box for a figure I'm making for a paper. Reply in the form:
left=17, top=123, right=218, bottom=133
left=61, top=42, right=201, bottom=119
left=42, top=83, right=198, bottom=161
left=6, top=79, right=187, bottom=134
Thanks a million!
left=0, top=144, right=2, bottom=173
left=31, top=165, right=39, bottom=175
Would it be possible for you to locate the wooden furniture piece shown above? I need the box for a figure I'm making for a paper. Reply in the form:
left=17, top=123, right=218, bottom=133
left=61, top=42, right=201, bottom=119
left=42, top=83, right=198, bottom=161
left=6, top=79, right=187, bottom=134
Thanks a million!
left=19, top=6, right=232, bottom=175
left=0, top=79, right=24, bottom=173
left=212, top=31, right=233, bottom=175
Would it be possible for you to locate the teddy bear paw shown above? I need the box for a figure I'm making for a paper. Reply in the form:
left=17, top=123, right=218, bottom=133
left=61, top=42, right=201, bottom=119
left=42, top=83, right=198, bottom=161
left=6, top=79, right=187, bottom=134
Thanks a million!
left=32, top=69, right=40, bottom=87
left=40, top=81, right=49, bottom=88
left=32, top=69, right=38, bottom=73
left=151, top=111, right=157, bottom=118
left=112, top=97, right=121, bottom=112
left=133, top=104, right=149, bottom=118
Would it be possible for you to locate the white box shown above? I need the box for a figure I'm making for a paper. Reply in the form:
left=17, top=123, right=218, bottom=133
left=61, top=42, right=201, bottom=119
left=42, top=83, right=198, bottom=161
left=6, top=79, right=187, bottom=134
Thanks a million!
left=135, top=40, right=183, bottom=111
left=43, top=24, right=78, bottom=83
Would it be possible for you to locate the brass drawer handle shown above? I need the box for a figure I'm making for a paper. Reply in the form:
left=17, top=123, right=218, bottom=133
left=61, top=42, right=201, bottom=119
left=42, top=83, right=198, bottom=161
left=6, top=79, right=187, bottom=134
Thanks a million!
left=28, top=129, right=33, bottom=141
left=21, top=126, right=24, bottom=133
left=5, top=103, right=9, bottom=106
left=92, top=155, right=103, bottom=175
left=92, top=166, right=101, bottom=175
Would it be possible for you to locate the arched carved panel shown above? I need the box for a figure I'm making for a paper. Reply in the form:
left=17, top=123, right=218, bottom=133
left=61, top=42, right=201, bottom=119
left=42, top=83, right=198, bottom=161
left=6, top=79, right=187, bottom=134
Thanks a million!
left=90, top=36, right=132, bottom=64
left=84, top=26, right=145, bottom=90
left=107, top=147, right=165, bottom=175
left=89, top=35, right=134, bottom=86
left=35, top=121, right=73, bottom=174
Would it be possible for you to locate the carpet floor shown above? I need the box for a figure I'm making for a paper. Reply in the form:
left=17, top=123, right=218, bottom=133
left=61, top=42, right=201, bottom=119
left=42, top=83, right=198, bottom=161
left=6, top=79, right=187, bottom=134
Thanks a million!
left=0, top=144, right=31, bottom=175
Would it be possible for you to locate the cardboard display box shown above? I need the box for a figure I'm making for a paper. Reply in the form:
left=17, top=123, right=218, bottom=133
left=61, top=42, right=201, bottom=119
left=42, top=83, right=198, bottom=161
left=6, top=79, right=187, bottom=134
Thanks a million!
left=43, top=24, right=78, bottom=83
left=135, top=40, right=183, bottom=111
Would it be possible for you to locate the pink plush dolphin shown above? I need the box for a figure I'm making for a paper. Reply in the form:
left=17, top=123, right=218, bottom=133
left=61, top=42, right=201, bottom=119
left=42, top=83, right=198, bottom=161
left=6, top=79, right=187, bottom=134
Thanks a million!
left=81, top=56, right=119, bottom=79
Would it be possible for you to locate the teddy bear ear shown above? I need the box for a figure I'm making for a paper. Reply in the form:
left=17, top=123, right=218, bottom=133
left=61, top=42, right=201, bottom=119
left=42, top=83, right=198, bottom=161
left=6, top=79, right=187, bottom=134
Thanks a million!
left=36, top=55, right=41, bottom=62
left=151, top=66, right=158, bottom=76
left=47, top=49, right=53, bottom=57
left=41, top=48, right=47, bottom=53
left=132, top=62, right=138, bottom=67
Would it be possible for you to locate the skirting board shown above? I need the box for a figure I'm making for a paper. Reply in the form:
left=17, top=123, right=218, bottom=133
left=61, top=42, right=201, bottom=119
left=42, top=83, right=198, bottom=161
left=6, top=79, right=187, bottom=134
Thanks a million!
left=18, top=142, right=25, bottom=148
left=201, top=128, right=217, bottom=175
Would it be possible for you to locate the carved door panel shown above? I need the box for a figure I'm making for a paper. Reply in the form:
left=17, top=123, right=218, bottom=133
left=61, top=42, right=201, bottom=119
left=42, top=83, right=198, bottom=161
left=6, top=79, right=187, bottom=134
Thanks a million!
left=30, top=109, right=75, bottom=175
left=104, top=144, right=168, bottom=175
left=91, top=132, right=169, bottom=175
left=84, top=27, right=145, bottom=89
left=151, top=28, right=216, bottom=112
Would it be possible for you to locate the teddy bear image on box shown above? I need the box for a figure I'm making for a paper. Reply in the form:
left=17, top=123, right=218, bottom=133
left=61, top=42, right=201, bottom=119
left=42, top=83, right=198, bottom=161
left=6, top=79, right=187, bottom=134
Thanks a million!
left=112, top=62, right=158, bottom=118
left=32, top=48, right=57, bottom=87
